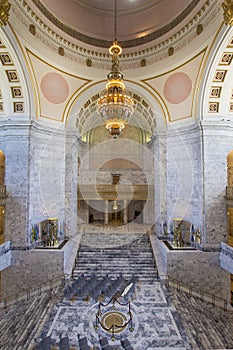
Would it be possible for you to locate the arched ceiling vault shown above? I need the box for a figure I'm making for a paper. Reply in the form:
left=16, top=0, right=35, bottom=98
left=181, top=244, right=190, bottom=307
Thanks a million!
left=10, top=0, right=222, bottom=71
left=2, top=0, right=233, bottom=133
left=66, top=81, right=167, bottom=137
left=198, top=24, right=233, bottom=120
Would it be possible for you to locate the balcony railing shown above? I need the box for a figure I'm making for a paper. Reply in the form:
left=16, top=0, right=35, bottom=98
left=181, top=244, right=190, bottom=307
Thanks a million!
left=78, top=184, right=153, bottom=200
left=166, top=276, right=230, bottom=310
left=0, top=275, right=65, bottom=308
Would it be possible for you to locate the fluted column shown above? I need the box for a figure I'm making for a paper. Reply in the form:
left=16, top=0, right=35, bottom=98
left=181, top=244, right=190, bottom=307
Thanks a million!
left=123, top=200, right=128, bottom=224
left=104, top=200, right=108, bottom=225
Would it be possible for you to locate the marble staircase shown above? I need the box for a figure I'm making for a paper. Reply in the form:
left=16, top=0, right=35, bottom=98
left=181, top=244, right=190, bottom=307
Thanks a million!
left=169, top=287, right=233, bottom=350
left=1, top=231, right=233, bottom=349
left=0, top=286, right=62, bottom=350
left=72, top=233, right=158, bottom=284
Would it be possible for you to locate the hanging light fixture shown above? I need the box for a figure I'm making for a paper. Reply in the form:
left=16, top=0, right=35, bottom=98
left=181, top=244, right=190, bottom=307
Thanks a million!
left=112, top=200, right=118, bottom=211
left=222, top=0, right=233, bottom=25
left=97, top=0, right=134, bottom=138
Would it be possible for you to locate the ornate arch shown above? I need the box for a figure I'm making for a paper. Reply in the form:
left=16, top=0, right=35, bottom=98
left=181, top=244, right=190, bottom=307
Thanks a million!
left=0, top=26, right=35, bottom=118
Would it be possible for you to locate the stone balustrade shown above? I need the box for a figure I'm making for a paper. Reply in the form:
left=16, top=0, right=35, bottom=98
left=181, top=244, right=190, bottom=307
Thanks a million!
left=78, top=184, right=153, bottom=200
left=220, top=242, right=233, bottom=274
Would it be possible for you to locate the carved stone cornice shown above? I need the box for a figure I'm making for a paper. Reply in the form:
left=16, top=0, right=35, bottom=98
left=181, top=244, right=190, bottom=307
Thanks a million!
left=11, top=0, right=221, bottom=71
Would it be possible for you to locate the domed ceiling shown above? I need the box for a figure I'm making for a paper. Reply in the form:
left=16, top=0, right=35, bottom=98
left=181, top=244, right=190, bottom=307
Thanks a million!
left=4, top=0, right=224, bottom=135
left=34, top=0, right=202, bottom=47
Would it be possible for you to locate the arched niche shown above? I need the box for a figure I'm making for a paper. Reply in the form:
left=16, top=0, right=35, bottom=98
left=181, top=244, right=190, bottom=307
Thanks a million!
left=65, top=80, right=167, bottom=139
left=88, top=124, right=145, bottom=170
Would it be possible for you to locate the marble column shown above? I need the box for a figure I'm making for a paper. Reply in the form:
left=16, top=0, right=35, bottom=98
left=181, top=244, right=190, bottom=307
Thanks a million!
left=123, top=200, right=128, bottom=224
left=104, top=200, right=108, bottom=225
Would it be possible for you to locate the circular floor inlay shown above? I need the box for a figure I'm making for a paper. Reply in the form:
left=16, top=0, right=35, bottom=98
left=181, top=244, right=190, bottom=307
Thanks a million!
left=101, top=311, right=127, bottom=334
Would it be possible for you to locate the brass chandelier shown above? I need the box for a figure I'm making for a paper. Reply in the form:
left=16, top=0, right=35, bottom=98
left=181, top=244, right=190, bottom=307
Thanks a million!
left=0, top=0, right=11, bottom=27
left=222, top=0, right=233, bottom=25
left=97, top=0, right=134, bottom=138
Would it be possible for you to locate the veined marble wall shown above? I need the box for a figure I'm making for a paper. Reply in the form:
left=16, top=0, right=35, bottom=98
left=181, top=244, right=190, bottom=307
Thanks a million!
left=65, top=134, right=79, bottom=238
left=0, top=123, right=30, bottom=246
left=154, top=238, right=230, bottom=300
left=153, top=132, right=167, bottom=230
left=28, top=123, right=66, bottom=245
left=201, top=122, right=233, bottom=247
left=165, top=122, right=202, bottom=233
left=1, top=249, right=64, bottom=298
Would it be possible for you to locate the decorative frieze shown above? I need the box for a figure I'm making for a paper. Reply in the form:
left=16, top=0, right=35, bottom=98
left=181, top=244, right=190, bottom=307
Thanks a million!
left=0, top=38, right=25, bottom=114
left=208, top=102, right=219, bottom=113
left=210, top=86, right=222, bottom=98
left=5, top=70, right=19, bottom=82
left=0, top=39, right=5, bottom=48
left=219, top=52, right=233, bottom=65
left=13, top=102, right=24, bottom=113
left=0, top=52, right=13, bottom=65
left=213, top=70, right=227, bottom=82
left=11, top=0, right=220, bottom=70
left=11, top=86, right=23, bottom=98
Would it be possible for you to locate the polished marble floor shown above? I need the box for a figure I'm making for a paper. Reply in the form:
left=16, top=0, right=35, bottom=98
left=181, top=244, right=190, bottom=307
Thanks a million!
left=41, top=282, right=191, bottom=349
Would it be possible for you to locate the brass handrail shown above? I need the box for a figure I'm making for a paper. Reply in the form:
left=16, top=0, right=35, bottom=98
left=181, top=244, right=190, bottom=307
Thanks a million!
left=166, top=276, right=231, bottom=311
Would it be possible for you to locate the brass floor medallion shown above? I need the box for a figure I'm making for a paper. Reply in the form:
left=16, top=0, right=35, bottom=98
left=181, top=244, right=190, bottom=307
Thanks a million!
left=101, top=311, right=127, bottom=334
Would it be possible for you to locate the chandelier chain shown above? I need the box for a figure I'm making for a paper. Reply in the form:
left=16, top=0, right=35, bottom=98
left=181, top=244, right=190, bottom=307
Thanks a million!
left=114, top=0, right=117, bottom=41
left=97, top=0, right=134, bottom=138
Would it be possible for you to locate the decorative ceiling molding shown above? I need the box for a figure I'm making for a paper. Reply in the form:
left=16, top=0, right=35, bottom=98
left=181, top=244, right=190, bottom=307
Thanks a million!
left=208, top=36, right=233, bottom=114
left=11, top=0, right=221, bottom=70
left=31, top=0, right=201, bottom=49
left=0, top=36, right=25, bottom=115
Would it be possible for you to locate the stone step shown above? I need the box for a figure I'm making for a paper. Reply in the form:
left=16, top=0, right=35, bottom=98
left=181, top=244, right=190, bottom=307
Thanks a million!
left=0, top=287, right=61, bottom=350
left=72, top=233, right=158, bottom=288
left=75, top=260, right=156, bottom=267
left=169, top=287, right=233, bottom=349
left=77, top=249, right=153, bottom=255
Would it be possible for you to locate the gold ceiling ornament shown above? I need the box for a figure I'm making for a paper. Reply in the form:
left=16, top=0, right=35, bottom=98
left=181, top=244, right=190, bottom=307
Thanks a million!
left=222, top=0, right=233, bottom=25
left=0, top=0, right=11, bottom=27
left=97, top=0, right=134, bottom=138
